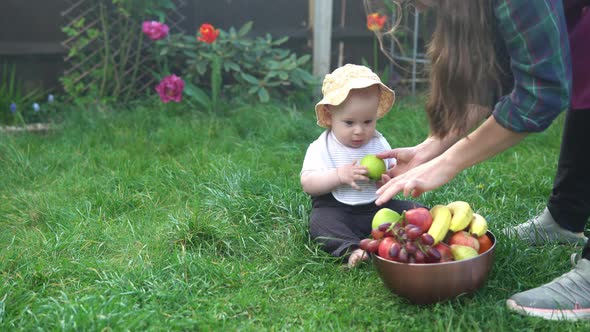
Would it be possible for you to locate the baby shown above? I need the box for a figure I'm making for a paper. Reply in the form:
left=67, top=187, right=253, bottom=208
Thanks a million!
left=301, top=64, right=423, bottom=268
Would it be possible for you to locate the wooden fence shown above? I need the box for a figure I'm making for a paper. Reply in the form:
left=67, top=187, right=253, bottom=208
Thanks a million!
left=0, top=0, right=431, bottom=95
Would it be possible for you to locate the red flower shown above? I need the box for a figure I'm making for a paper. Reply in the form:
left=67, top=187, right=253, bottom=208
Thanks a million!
left=155, top=74, right=184, bottom=103
left=367, top=13, right=387, bottom=31
left=142, top=21, right=169, bottom=40
left=197, top=23, right=220, bottom=44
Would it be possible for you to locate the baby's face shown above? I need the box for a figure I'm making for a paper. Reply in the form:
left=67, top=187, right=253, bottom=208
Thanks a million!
left=328, top=88, right=380, bottom=148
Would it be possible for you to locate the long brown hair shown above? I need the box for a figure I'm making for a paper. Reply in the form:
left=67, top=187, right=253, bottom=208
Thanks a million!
left=426, top=1, right=503, bottom=137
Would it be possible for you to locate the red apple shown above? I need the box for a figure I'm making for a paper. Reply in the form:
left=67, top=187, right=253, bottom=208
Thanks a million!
left=433, top=243, right=453, bottom=262
left=477, top=234, right=493, bottom=254
left=448, top=231, right=480, bottom=252
left=378, top=237, right=396, bottom=260
left=404, top=207, right=433, bottom=233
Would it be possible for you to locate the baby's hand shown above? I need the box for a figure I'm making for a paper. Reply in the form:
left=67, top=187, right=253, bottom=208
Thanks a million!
left=337, top=161, right=369, bottom=190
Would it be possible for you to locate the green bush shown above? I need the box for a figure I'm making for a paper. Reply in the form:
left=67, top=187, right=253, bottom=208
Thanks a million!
left=149, top=21, right=318, bottom=110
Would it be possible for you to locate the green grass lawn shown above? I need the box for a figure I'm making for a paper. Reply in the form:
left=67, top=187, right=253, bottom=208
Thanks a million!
left=1, top=99, right=588, bottom=331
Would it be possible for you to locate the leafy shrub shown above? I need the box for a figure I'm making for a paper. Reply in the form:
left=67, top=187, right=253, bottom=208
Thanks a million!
left=147, top=21, right=318, bottom=111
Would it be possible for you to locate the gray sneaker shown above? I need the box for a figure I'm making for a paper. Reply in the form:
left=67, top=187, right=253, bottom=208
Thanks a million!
left=503, top=207, right=587, bottom=246
left=506, top=259, right=590, bottom=320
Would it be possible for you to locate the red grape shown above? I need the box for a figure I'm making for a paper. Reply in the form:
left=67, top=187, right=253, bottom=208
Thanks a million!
left=395, top=227, right=405, bottom=237
left=414, top=250, right=426, bottom=263
left=366, top=239, right=380, bottom=253
left=405, top=242, right=417, bottom=255
left=389, top=242, right=401, bottom=258
left=400, top=233, right=408, bottom=242
left=405, top=225, right=422, bottom=241
left=420, top=233, right=435, bottom=246
left=372, top=217, right=444, bottom=265
left=378, top=223, right=392, bottom=232
left=359, top=238, right=371, bottom=251
left=425, top=247, right=441, bottom=263
left=398, top=248, right=409, bottom=263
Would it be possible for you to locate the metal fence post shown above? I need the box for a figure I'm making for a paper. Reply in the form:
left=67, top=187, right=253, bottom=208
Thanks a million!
left=411, top=9, right=419, bottom=96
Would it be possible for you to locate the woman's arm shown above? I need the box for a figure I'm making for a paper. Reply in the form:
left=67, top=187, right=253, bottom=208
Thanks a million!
left=378, top=105, right=492, bottom=177
left=492, top=0, right=570, bottom=132
left=375, top=0, right=570, bottom=202
left=375, top=116, right=527, bottom=204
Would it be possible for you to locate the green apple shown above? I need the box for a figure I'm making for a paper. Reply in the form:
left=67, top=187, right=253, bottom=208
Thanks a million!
left=372, top=208, right=401, bottom=230
left=360, top=154, right=386, bottom=181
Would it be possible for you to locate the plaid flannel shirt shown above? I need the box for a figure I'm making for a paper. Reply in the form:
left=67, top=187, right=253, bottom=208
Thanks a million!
left=493, top=0, right=572, bottom=132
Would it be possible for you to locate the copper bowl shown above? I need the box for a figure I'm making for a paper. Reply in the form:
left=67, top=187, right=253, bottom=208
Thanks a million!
left=373, top=231, right=496, bottom=305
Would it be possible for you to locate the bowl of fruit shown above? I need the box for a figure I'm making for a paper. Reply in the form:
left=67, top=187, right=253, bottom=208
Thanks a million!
left=362, top=202, right=496, bottom=305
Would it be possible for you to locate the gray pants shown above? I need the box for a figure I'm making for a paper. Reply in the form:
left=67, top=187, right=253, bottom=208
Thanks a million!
left=309, top=193, right=425, bottom=258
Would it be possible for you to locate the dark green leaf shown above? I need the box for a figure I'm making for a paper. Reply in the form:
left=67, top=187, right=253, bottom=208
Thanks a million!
left=182, top=50, right=198, bottom=58
left=241, top=73, right=259, bottom=85
left=258, top=87, right=270, bottom=102
left=196, top=62, right=207, bottom=75
left=225, top=61, right=241, bottom=72
left=184, top=82, right=211, bottom=109
left=238, top=21, right=254, bottom=36
left=294, top=68, right=316, bottom=84
left=272, top=36, right=289, bottom=46
left=296, top=54, right=311, bottom=66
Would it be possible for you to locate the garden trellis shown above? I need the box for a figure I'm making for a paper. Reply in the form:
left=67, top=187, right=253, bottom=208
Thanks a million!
left=387, top=8, right=429, bottom=95
left=362, top=0, right=431, bottom=95
left=60, top=0, right=187, bottom=102
left=313, top=1, right=431, bottom=95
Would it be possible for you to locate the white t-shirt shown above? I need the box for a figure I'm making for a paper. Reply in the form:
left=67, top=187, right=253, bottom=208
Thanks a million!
left=301, top=130, right=394, bottom=205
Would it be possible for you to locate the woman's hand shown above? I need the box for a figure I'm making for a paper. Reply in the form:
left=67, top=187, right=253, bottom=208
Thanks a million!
left=375, top=154, right=460, bottom=204
left=377, top=134, right=460, bottom=178
left=377, top=146, right=421, bottom=178
left=375, top=116, right=527, bottom=205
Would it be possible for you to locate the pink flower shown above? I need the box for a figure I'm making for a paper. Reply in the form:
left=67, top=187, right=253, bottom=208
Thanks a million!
left=142, top=21, right=169, bottom=40
left=155, top=75, right=184, bottom=103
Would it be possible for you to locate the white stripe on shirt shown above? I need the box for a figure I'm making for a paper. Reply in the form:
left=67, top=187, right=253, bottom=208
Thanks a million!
left=301, top=130, right=393, bottom=205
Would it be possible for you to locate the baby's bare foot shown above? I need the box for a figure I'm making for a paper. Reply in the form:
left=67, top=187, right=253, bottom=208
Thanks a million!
left=347, top=249, right=369, bottom=268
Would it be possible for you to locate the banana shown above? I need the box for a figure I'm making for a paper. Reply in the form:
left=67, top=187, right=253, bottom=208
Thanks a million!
left=447, top=201, right=473, bottom=232
left=427, top=205, right=452, bottom=245
left=450, top=245, right=479, bottom=261
left=469, top=213, right=488, bottom=237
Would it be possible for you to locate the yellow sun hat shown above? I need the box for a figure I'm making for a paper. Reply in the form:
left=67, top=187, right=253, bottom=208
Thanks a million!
left=315, top=64, right=395, bottom=128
